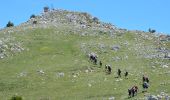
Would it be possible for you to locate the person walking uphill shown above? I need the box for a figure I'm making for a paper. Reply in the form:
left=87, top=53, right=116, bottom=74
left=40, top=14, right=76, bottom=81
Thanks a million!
left=142, top=81, right=149, bottom=92
left=108, top=65, right=112, bottom=74
left=105, top=65, right=112, bottom=74
left=117, top=69, right=121, bottom=77
left=128, top=85, right=138, bottom=98
left=124, top=70, right=128, bottom=79
left=143, top=75, right=149, bottom=83
left=99, top=61, right=102, bottom=67
left=142, top=75, right=149, bottom=92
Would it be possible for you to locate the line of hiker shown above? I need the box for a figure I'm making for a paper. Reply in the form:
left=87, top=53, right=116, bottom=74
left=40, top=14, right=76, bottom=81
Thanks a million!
left=88, top=55, right=128, bottom=78
left=88, top=55, right=150, bottom=98
left=105, top=65, right=129, bottom=79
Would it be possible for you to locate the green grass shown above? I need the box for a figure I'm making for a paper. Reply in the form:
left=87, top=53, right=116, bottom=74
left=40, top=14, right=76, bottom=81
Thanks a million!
left=0, top=27, right=169, bottom=100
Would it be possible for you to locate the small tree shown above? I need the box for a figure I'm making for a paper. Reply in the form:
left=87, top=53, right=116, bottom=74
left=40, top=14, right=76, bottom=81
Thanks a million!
left=93, top=17, right=99, bottom=22
left=30, top=14, right=36, bottom=19
left=148, top=28, right=151, bottom=33
left=6, top=21, right=14, bottom=27
left=148, top=28, right=156, bottom=33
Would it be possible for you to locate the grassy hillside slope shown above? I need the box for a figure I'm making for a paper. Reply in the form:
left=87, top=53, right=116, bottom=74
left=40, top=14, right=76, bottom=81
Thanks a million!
left=0, top=10, right=169, bottom=100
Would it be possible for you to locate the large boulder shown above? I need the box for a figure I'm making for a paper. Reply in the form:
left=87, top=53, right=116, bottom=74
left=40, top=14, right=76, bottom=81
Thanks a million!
left=146, top=95, right=158, bottom=100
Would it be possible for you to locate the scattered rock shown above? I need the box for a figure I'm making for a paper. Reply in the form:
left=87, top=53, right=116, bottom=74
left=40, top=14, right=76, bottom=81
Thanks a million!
left=146, top=95, right=158, bottom=100
left=123, top=41, right=129, bottom=46
left=37, top=70, right=45, bottom=75
left=88, top=83, right=92, bottom=87
left=57, top=72, right=65, bottom=77
left=85, top=69, right=89, bottom=73
left=146, top=92, right=170, bottom=100
left=151, top=66, right=156, bottom=69
left=162, top=65, right=169, bottom=68
left=85, top=67, right=94, bottom=73
left=108, top=96, right=115, bottom=100
left=115, top=78, right=123, bottom=82
left=111, top=45, right=120, bottom=51
left=18, top=71, right=27, bottom=77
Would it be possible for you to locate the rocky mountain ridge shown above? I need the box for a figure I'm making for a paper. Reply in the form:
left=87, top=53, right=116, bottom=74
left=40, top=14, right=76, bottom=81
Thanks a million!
left=0, top=9, right=169, bottom=60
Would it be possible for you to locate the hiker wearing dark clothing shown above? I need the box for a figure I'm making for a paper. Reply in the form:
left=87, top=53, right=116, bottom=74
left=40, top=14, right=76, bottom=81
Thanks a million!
left=108, top=65, right=112, bottom=74
left=89, top=53, right=98, bottom=65
left=128, top=88, right=132, bottom=97
left=125, top=71, right=128, bottom=78
left=146, top=77, right=149, bottom=83
left=105, top=65, right=111, bottom=74
left=99, top=61, right=102, bottom=67
left=132, top=86, right=138, bottom=96
left=131, top=88, right=135, bottom=97
left=143, top=82, right=148, bottom=89
left=94, top=58, right=97, bottom=65
left=105, top=65, right=108, bottom=72
left=143, top=75, right=149, bottom=83
left=142, top=75, right=149, bottom=93
left=143, top=76, right=145, bottom=82
left=142, top=82, right=149, bottom=92
left=128, top=86, right=138, bottom=97
left=118, top=69, right=121, bottom=77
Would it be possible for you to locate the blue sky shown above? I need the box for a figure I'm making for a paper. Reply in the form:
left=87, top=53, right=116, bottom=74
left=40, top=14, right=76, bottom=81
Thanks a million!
left=0, top=0, right=170, bottom=34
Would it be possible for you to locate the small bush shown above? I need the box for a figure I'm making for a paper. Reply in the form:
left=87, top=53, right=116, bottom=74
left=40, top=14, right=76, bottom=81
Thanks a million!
left=10, top=95, right=22, bottom=100
left=6, top=21, right=14, bottom=27
left=148, top=28, right=156, bottom=33
left=92, top=17, right=99, bottom=22
left=30, top=14, right=36, bottom=19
